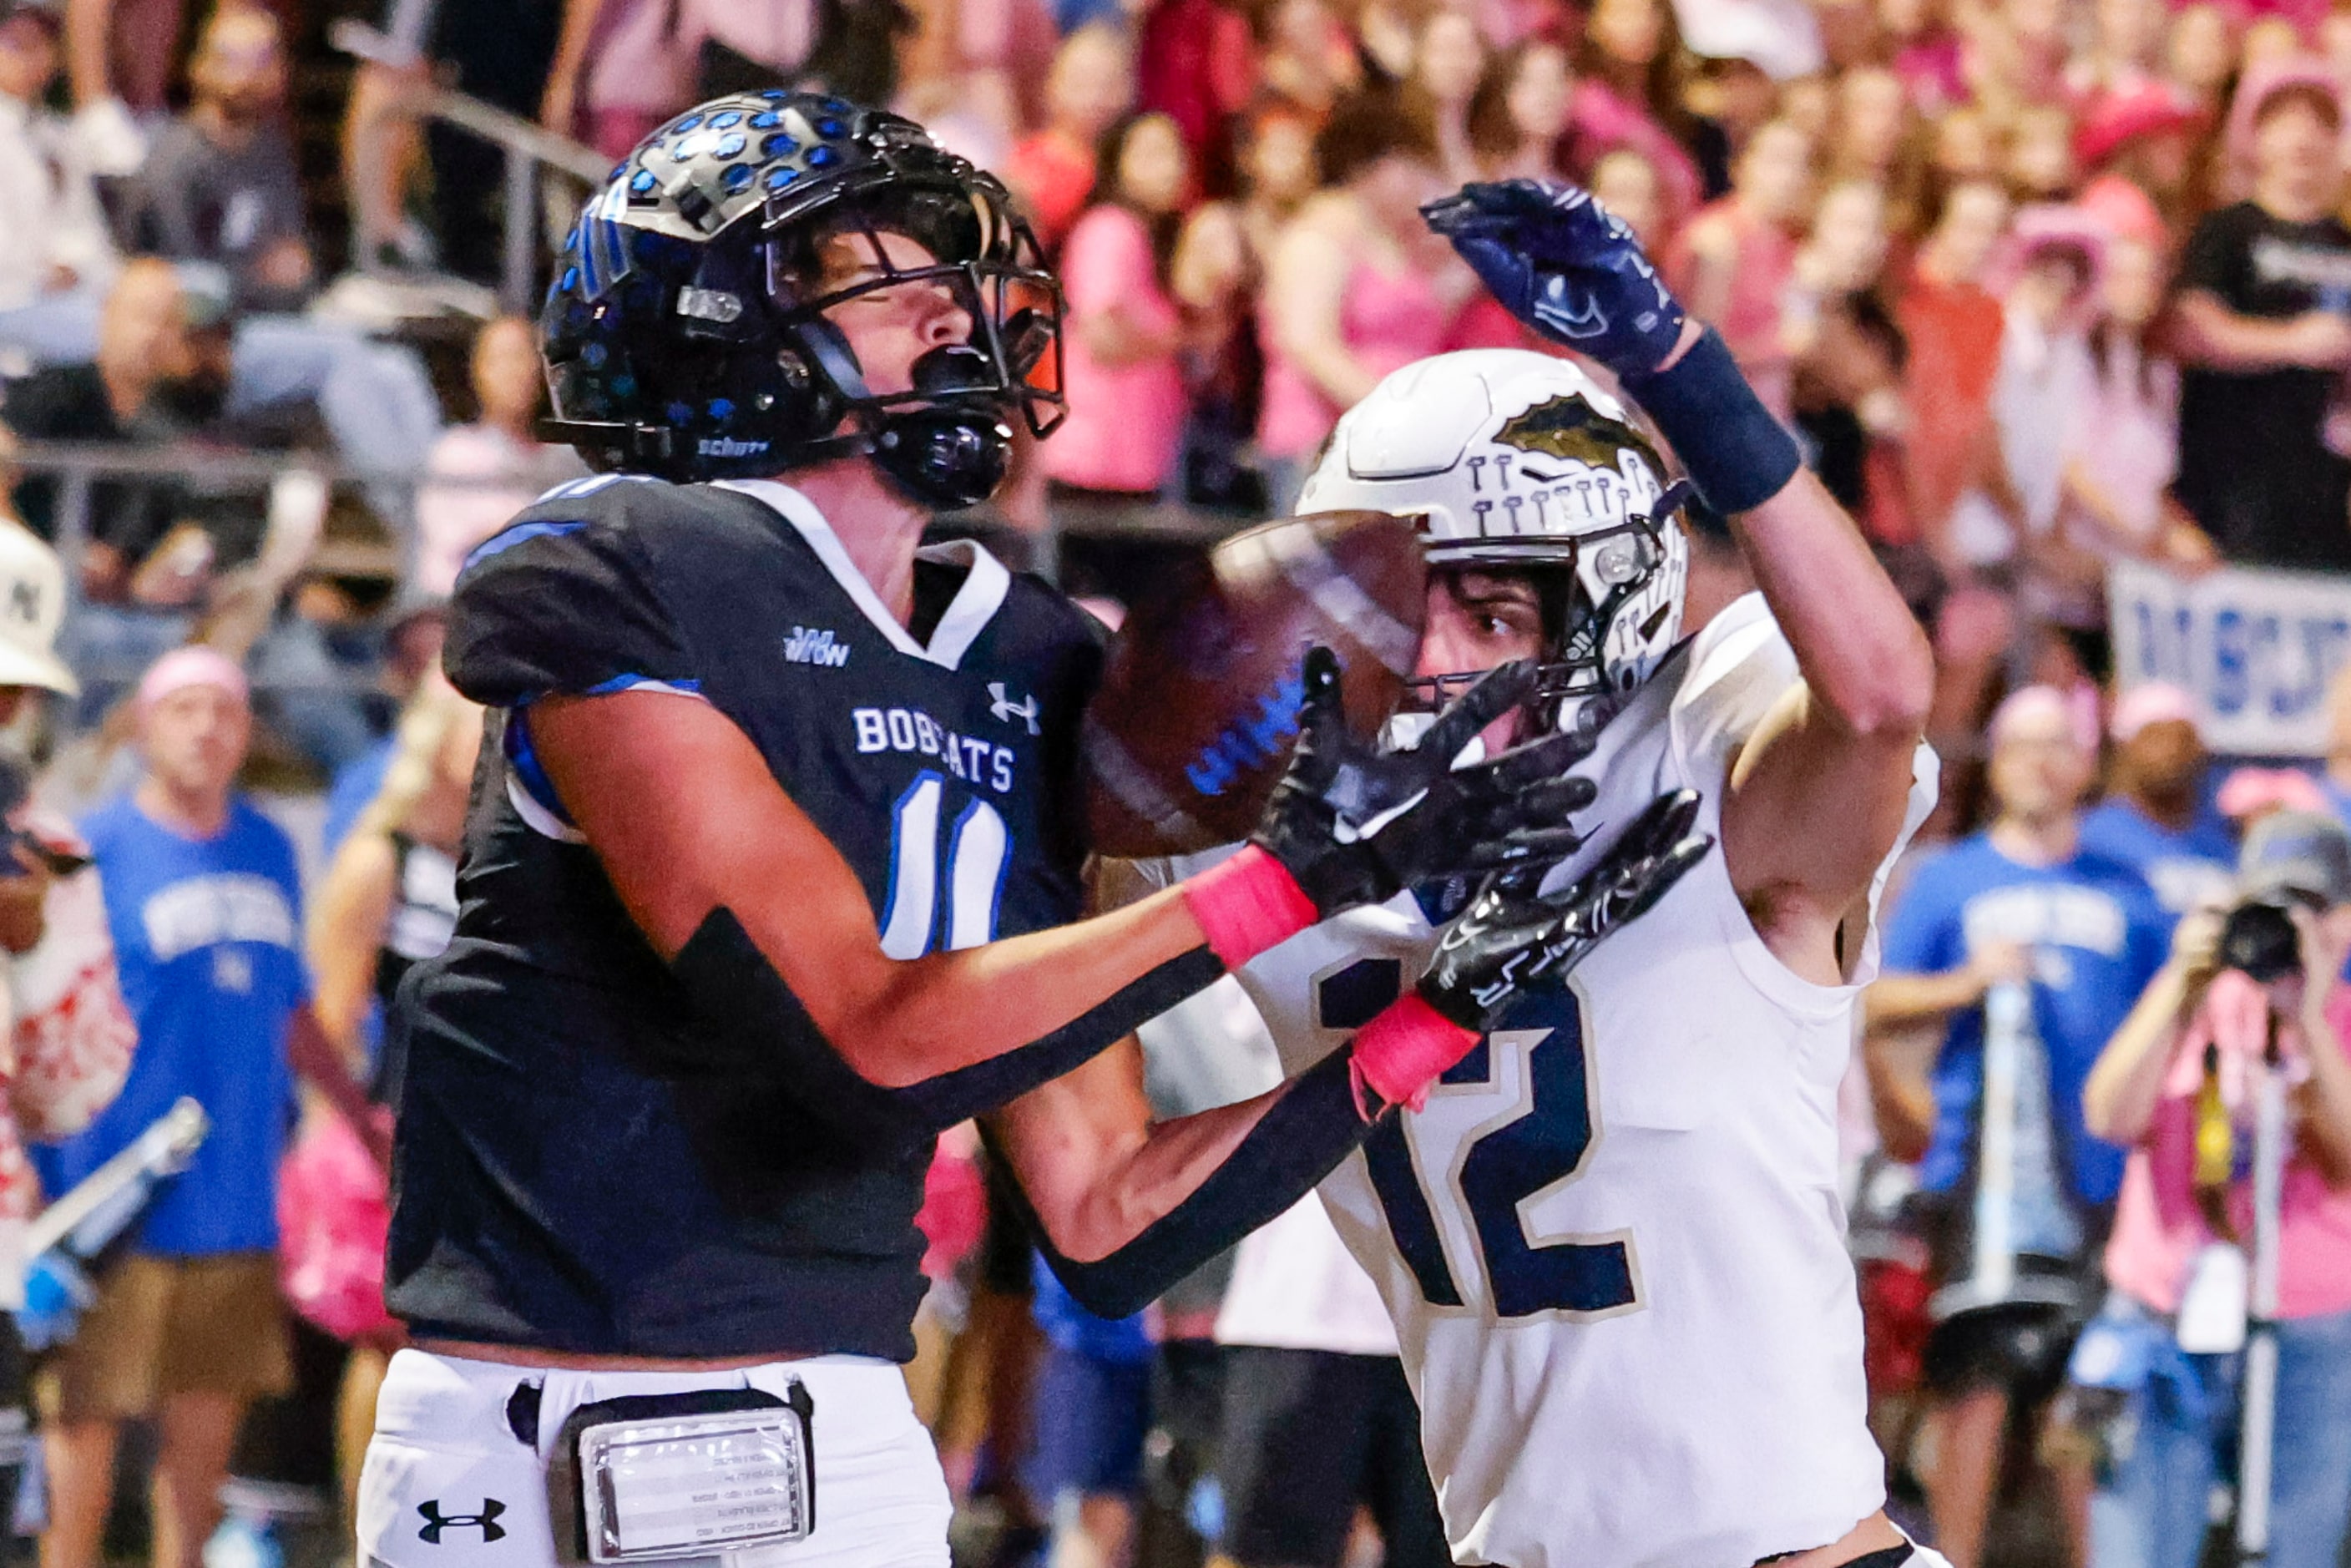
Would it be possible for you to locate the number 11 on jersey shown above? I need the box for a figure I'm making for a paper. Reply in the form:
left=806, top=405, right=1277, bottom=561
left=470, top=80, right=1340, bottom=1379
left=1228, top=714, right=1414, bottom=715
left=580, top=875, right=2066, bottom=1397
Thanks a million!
left=880, top=772, right=1010, bottom=959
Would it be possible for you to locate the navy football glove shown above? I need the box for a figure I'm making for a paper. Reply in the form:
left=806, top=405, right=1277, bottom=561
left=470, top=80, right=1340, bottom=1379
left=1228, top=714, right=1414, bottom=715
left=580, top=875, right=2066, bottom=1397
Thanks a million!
left=1418, top=789, right=1712, bottom=1031
left=1252, top=647, right=1599, bottom=918
left=1422, top=180, right=1686, bottom=378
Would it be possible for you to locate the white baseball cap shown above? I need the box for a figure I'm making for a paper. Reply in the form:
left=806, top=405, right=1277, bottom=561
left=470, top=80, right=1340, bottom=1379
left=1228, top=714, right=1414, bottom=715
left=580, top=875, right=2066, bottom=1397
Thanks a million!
left=1672, top=0, right=1823, bottom=81
left=0, top=524, right=79, bottom=697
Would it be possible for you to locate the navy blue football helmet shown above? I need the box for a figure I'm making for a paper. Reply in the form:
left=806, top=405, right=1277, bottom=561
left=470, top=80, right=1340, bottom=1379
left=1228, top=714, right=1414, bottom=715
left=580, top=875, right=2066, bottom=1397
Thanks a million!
left=541, top=93, right=1064, bottom=507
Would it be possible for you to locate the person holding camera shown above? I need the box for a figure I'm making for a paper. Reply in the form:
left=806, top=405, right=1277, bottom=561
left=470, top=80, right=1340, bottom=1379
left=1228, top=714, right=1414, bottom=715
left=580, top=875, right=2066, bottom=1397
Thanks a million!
left=2078, top=811, right=2351, bottom=1568
left=1865, top=687, right=2170, bottom=1568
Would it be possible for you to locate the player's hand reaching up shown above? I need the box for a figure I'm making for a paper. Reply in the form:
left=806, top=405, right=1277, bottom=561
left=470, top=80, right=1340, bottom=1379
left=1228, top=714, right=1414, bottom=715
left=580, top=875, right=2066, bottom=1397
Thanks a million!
left=1421, top=180, right=1686, bottom=377
left=1251, top=647, right=1598, bottom=920
left=1418, top=790, right=1713, bottom=1032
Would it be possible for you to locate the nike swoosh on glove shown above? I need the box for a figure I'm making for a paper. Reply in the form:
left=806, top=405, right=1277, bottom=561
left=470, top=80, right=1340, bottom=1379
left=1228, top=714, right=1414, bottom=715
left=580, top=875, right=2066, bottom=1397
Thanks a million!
left=1251, top=646, right=1600, bottom=918
left=1422, top=180, right=1686, bottom=377
left=1418, top=788, right=1713, bottom=1031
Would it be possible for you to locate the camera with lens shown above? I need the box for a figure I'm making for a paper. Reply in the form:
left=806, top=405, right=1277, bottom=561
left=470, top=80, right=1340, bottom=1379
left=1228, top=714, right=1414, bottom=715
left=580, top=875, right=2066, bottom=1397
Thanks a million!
left=2217, top=894, right=2319, bottom=984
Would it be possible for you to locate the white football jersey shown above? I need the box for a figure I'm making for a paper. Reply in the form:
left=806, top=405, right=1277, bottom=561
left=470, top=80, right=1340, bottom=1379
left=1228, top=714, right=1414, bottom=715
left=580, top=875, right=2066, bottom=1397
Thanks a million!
left=1217, top=594, right=1939, bottom=1568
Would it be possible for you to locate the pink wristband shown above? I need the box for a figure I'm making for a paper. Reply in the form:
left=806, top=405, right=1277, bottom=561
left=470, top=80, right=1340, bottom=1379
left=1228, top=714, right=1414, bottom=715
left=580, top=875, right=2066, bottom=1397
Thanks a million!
left=1181, top=845, right=1319, bottom=969
left=1350, top=992, right=1482, bottom=1115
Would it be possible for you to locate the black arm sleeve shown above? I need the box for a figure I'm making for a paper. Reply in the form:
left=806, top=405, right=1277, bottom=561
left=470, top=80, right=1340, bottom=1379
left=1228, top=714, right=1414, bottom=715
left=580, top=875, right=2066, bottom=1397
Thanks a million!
left=669, top=908, right=1230, bottom=1154
left=1005, top=1045, right=1374, bottom=1321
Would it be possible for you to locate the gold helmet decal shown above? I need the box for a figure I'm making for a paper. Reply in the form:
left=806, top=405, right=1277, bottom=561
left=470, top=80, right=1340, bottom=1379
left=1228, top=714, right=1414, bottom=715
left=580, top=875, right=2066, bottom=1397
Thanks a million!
left=1493, top=392, right=1664, bottom=479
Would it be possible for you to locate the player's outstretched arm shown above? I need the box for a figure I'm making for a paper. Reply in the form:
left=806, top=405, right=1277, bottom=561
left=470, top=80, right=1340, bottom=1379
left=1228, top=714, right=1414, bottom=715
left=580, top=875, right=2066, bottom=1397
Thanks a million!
left=523, top=653, right=1583, bottom=1151
left=1427, top=180, right=1934, bottom=974
left=988, top=1039, right=1373, bottom=1320
left=987, top=795, right=1712, bottom=1319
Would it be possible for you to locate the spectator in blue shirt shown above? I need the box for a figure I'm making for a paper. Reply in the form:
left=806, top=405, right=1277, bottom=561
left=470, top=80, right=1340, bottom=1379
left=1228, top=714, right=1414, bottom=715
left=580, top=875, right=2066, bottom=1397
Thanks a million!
left=2078, top=684, right=2236, bottom=927
left=1865, top=685, right=2171, bottom=1568
left=34, top=645, right=377, bottom=1568
left=1025, top=1252, right=1154, bottom=1568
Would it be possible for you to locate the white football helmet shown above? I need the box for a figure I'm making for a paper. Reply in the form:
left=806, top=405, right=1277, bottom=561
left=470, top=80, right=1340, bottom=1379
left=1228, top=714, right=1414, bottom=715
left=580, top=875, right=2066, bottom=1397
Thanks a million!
left=1295, top=349, right=1691, bottom=736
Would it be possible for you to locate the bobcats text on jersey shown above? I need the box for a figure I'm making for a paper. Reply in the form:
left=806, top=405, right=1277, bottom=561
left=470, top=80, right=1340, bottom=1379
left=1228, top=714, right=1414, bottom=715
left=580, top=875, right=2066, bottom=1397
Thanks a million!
left=852, top=706, right=1019, bottom=795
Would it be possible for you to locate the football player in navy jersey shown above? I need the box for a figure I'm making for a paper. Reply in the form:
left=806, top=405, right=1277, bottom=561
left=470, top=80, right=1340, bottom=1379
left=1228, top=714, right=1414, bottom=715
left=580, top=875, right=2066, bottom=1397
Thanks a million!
left=358, top=95, right=1684, bottom=1568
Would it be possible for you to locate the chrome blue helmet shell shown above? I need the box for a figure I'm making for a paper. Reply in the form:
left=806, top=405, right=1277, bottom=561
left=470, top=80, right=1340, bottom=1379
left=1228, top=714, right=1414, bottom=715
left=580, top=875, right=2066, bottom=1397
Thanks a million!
left=541, top=92, right=1063, bottom=506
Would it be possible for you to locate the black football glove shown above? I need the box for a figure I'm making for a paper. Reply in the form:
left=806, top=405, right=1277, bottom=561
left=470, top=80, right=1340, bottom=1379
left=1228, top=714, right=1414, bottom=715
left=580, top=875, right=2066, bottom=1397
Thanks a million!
left=1251, top=646, right=1599, bottom=918
left=1421, top=180, right=1686, bottom=378
left=1418, top=788, right=1712, bottom=1032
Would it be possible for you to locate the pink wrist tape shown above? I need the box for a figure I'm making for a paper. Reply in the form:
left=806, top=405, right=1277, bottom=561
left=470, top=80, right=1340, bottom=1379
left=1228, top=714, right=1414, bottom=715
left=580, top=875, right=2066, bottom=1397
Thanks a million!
left=1350, top=992, right=1482, bottom=1115
left=1181, top=845, right=1319, bottom=969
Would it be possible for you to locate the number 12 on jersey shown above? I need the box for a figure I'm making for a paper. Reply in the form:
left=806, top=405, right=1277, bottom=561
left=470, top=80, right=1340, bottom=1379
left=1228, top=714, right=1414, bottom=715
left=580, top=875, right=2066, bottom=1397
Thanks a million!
left=1356, top=984, right=1641, bottom=1318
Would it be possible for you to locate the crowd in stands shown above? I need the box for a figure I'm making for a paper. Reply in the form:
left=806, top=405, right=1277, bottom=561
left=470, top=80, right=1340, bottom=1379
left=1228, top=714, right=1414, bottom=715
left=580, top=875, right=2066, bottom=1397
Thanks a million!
left=10, top=0, right=2351, bottom=1566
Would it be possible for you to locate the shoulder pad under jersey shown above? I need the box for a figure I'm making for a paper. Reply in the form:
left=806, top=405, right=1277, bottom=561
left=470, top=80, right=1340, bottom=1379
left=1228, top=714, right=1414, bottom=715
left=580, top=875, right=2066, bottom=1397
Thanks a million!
left=444, top=475, right=711, bottom=709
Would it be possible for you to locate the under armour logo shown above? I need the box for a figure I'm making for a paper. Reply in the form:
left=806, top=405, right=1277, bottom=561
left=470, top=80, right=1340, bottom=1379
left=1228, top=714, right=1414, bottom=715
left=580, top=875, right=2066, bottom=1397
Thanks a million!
left=988, top=682, right=1039, bottom=736
left=417, top=1500, right=506, bottom=1544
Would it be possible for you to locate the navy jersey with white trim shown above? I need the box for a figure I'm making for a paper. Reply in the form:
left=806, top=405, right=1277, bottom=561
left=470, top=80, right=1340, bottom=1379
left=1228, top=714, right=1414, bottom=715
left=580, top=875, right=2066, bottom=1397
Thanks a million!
left=386, top=476, right=1101, bottom=1361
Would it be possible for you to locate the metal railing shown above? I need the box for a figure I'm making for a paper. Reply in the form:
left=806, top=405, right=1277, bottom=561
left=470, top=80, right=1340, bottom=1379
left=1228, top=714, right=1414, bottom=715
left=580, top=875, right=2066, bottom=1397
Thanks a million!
left=332, top=19, right=611, bottom=314
left=8, top=442, right=1263, bottom=598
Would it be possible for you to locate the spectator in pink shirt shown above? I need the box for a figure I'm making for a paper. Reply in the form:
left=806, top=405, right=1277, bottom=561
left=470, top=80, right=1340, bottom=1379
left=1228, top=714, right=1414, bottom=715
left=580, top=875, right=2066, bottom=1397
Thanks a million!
left=1665, top=118, right=1815, bottom=414
left=2072, top=83, right=2212, bottom=230
left=1257, top=0, right=1364, bottom=119
left=1233, top=102, right=1321, bottom=260
left=1831, top=66, right=1934, bottom=232
left=2065, top=0, right=2171, bottom=108
left=1576, top=0, right=1676, bottom=109
left=1004, top=26, right=1135, bottom=255
left=412, top=318, right=582, bottom=600
left=2065, top=180, right=2218, bottom=576
left=1588, top=144, right=1667, bottom=246
left=1135, top=0, right=1255, bottom=193
left=1468, top=39, right=1575, bottom=180
left=1403, top=9, right=1488, bottom=185
left=2166, top=3, right=2241, bottom=114
left=540, top=0, right=695, bottom=159
left=1878, top=0, right=1965, bottom=111
left=2082, top=812, right=2351, bottom=1568
left=1044, top=113, right=1192, bottom=503
left=1256, top=94, right=1472, bottom=506
left=1967, top=0, right=2070, bottom=123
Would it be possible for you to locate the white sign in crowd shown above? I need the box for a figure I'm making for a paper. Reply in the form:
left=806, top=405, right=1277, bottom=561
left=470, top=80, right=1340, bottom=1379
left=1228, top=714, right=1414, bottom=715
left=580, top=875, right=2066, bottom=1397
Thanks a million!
left=2109, top=560, right=2351, bottom=756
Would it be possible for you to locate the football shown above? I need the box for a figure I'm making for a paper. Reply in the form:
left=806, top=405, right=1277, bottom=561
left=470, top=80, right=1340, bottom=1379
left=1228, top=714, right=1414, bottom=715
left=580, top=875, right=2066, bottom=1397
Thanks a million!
left=1083, top=510, right=1428, bottom=857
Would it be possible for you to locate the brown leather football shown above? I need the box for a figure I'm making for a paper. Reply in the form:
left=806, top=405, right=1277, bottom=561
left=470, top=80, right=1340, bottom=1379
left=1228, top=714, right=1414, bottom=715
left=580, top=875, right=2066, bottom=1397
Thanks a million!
left=1083, top=510, right=1427, bottom=857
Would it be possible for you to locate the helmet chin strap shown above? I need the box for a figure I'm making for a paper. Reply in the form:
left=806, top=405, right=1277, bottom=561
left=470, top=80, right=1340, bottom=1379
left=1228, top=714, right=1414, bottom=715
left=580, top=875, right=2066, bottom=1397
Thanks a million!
left=871, top=405, right=1014, bottom=508
left=786, top=322, right=1016, bottom=508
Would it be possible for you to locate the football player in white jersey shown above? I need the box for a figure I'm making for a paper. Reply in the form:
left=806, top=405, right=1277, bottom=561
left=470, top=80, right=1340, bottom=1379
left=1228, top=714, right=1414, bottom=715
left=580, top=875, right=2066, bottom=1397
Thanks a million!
left=1081, top=182, right=1939, bottom=1568
left=1268, top=180, right=1944, bottom=1568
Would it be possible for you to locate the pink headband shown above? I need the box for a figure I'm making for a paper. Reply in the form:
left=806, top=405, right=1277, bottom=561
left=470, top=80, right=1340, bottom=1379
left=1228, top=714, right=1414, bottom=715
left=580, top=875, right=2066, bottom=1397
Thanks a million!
left=2217, top=766, right=2329, bottom=821
left=135, top=646, right=250, bottom=713
left=2111, top=682, right=2199, bottom=743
